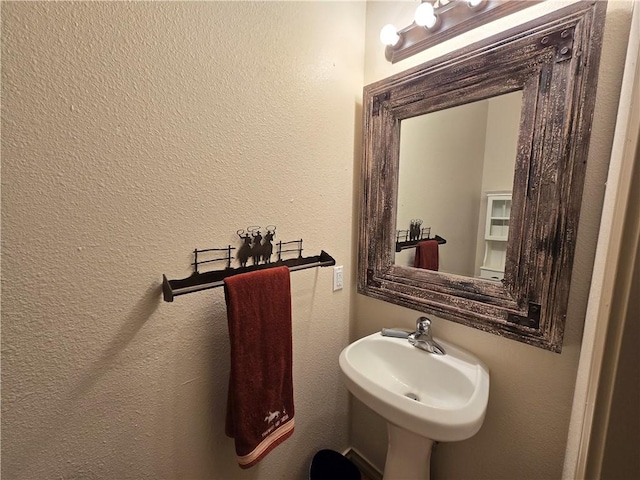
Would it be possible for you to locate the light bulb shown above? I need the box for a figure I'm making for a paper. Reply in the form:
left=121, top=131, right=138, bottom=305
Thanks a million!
left=468, top=0, right=483, bottom=7
left=380, top=24, right=400, bottom=46
left=414, top=2, right=437, bottom=29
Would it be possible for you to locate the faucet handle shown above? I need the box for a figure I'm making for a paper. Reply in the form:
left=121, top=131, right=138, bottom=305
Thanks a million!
left=416, top=316, right=431, bottom=333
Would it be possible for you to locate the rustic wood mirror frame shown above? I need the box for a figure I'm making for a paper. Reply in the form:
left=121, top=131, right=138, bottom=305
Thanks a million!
left=358, top=1, right=606, bottom=352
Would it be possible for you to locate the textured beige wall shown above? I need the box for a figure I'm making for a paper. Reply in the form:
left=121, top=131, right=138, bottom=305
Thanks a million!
left=354, top=1, right=633, bottom=478
left=1, top=2, right=364, bottom=478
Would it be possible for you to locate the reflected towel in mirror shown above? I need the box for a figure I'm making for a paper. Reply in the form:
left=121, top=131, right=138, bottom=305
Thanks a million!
left=414, top=240, right=439, bottom=271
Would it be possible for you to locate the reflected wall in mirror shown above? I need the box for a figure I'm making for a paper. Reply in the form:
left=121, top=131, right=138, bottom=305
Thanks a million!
left=395, top=91, right=522, bottom=279
left=358, top=1, right=607, bottom=352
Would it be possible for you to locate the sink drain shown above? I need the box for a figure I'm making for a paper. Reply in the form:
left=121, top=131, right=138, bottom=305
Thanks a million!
left=404, top=393, right=420, bottom=401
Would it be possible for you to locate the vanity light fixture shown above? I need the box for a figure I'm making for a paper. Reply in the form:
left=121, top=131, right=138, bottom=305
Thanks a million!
left=380, top=0, right=488, bottom=47
left=380, top=0, right=539, bottom=63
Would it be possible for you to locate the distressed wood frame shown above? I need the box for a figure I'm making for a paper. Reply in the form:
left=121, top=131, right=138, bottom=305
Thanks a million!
left=359, top=1, right=607, bottom=352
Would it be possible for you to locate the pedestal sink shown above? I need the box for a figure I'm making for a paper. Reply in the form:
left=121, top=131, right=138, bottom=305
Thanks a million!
left=339, top=332, right=490, bottom=479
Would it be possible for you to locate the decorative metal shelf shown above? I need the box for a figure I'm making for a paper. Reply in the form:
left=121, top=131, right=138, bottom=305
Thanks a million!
left=395, top=221, right=446, bottom=252
left=395, top=235, right=447, bottom=253
left=162, top=228, right=335, bottom=302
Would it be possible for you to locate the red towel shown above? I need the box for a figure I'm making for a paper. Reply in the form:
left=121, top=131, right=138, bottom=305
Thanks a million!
left=223, top=266, right=295, bottom=469
left=414, top=240, right=439, bottom=271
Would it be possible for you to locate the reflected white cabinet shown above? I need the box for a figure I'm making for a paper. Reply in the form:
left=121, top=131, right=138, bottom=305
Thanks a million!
left=480, top=193, right=511, bottom=281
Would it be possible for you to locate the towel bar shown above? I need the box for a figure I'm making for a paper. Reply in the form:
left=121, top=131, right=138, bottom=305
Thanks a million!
left=162, top=250, right=336, bottom=302
left=162, top=228, right=337, bottom=302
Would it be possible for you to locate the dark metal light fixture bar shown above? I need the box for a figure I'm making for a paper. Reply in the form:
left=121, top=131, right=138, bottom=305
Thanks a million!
left=381, top=0, right=541, bottom=63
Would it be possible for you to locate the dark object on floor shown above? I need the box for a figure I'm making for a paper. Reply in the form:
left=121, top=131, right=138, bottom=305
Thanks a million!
left=310, top=449, right=361, bottom=480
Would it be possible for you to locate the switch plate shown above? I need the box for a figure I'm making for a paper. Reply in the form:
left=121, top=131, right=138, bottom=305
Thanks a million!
left=333, top=266, right=344, bottom=291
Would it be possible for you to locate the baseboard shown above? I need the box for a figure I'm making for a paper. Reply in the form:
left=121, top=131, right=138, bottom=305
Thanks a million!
left=343, top=447, right=383, bottom=480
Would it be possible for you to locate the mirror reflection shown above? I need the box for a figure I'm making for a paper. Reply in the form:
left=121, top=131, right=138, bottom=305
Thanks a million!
left=395, top=91, right=523, bottom=280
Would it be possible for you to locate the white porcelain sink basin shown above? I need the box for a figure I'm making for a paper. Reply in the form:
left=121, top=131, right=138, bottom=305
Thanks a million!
left=339, top=332, right=490, bottom=443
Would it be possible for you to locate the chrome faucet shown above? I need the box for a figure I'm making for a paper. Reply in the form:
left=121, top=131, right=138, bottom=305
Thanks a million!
left=408, top=317, right=446, bottom=355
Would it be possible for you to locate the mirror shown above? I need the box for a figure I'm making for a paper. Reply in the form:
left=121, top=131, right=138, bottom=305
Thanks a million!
left=358, top=1, right=606, bottom=352
left=395, top=91, right=522, bottom=278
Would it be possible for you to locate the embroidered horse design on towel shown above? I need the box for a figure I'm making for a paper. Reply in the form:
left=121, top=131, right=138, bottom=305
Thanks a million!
left=264, top=411, right=280, bottom=424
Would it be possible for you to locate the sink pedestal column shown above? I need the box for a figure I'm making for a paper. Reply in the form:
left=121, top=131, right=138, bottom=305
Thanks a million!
left=383, top=423, right=434, bottom=479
